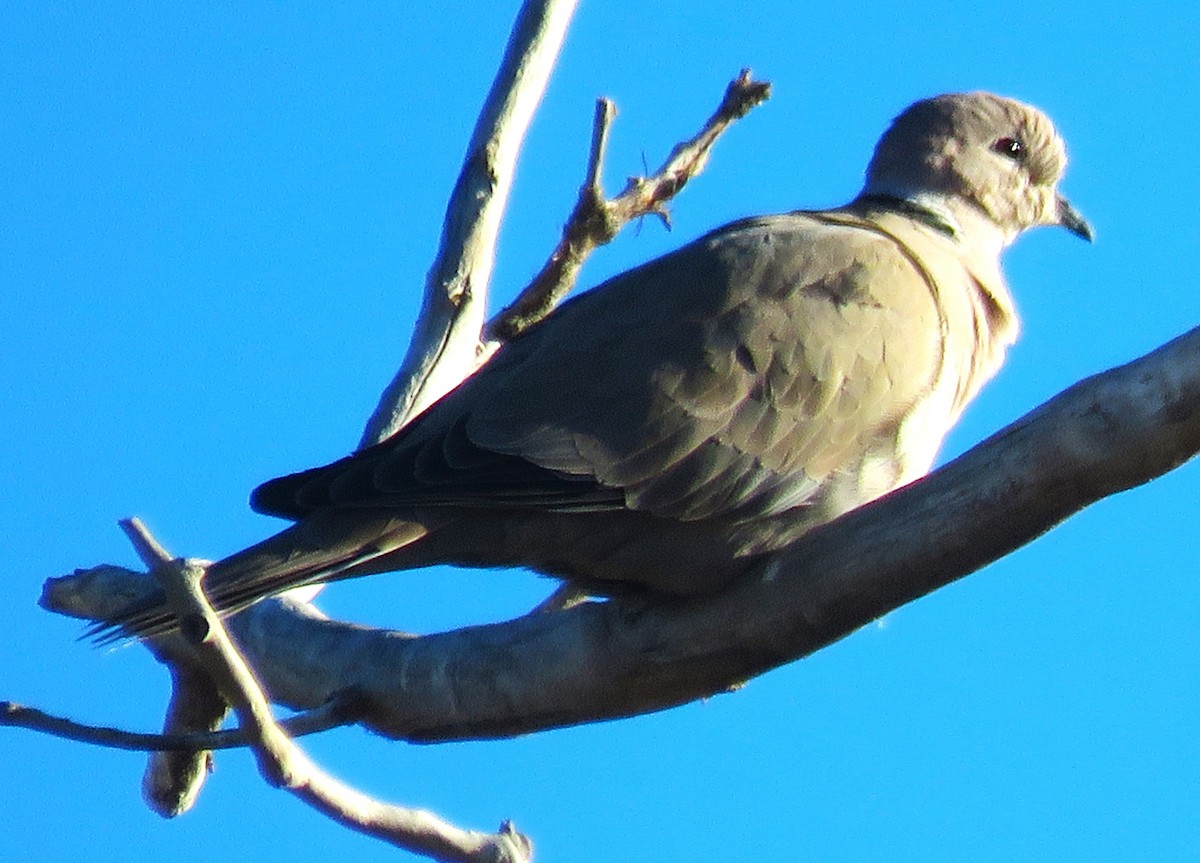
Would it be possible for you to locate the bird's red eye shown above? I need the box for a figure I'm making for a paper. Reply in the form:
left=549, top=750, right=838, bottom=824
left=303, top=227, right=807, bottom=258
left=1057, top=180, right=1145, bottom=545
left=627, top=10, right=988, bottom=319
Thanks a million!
left=993, top=137, right=1026, bottom=161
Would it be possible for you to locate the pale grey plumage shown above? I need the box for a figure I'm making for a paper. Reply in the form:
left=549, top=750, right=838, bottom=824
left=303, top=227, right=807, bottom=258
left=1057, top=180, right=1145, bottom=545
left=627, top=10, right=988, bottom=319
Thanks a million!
left=96, top=91, right=1091, bottom=641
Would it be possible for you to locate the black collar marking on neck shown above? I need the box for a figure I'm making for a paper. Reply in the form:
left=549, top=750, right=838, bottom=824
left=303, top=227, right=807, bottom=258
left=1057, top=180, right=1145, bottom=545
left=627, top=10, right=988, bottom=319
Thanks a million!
left=858, top=194, right=958, bottom=238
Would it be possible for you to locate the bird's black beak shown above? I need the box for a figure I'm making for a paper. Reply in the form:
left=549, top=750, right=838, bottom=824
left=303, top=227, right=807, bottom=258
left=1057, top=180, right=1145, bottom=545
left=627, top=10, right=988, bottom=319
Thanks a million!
left=1056, top=194, right=1094, bottom=242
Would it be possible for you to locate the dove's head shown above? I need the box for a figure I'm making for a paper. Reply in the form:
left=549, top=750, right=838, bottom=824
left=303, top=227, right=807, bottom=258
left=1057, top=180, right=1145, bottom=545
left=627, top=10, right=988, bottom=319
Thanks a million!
left=863, top=92, right=1092, bottom=247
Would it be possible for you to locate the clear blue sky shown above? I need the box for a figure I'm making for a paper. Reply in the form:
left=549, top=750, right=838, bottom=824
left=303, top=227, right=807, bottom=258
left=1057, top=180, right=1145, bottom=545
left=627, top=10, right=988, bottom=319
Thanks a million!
left=3, top=3, right=1198, bottom=861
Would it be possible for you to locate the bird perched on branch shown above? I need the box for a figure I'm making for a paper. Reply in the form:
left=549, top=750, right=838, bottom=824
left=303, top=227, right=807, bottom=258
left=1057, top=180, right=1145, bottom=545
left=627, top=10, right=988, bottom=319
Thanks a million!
left=96, top=91, right=1092, bottom=641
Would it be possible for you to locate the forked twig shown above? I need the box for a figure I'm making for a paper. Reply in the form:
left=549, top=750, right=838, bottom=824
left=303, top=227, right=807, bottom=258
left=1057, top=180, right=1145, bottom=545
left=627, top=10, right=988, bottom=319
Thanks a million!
left=489, top=69, right=771, bottom=341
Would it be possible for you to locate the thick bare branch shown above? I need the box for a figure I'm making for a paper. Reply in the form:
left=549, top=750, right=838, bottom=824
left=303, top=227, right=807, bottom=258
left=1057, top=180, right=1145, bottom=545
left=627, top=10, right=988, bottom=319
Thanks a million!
left=489, top=69, right=772, bottom=341
left=359, top=0, right=578, bottom=448
left=35, top=325, right=1200, bottom=742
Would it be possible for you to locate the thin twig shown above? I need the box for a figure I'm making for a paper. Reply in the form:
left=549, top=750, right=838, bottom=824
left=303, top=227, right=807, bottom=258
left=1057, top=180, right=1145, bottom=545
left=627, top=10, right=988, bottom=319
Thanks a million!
left=488, top=69, right=771, bottom=341
left=0, top=692, right=366, bottom=752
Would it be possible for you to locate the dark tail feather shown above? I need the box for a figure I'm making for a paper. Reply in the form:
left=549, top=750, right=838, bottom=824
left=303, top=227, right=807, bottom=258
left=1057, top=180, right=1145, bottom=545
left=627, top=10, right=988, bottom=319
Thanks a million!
left=86, top=511, right=429, bottom=644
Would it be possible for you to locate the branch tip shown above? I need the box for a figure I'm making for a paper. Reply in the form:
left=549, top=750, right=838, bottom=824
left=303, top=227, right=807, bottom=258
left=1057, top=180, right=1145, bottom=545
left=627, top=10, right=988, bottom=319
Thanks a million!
left=119, top=517, right=174, bottom=568
left=585, top=97, right=617, bottom=193
left=721, top=69, right=771, bottom=119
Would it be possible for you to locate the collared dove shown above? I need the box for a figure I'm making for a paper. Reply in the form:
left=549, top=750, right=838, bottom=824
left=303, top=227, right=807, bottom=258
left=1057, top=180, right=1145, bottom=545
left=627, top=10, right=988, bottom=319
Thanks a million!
left=96, top=91, right=1092, bottom=640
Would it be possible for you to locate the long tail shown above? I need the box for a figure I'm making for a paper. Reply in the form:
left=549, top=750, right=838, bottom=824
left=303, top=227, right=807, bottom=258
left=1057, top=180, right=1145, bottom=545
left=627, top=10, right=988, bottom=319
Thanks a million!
left=87, top=510, right=431, bottom=644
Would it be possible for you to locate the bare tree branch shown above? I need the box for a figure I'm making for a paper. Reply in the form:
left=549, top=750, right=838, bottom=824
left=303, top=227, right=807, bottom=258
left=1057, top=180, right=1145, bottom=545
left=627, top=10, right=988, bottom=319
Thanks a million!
left=358, top=0, right=578, bottom=448
left=0, top=690, right=364, bottom=753
left=144, top=558, right=532, bottom=863
left=33, top=325, right=1200, bottom=743
left=362, top=61, right=770, bottom=444
left=489, top=70, right=772, bottom=342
